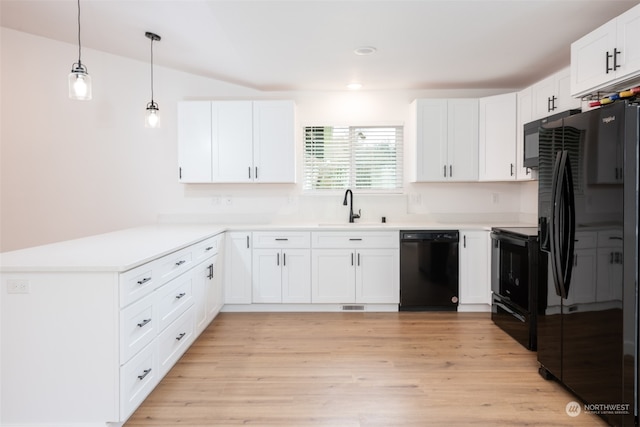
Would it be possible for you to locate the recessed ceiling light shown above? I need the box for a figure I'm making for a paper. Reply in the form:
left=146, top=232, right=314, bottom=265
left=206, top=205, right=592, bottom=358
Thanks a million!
left=347, top=83, right=362, bottom=90
left=354, top=46, right=377, bottom=56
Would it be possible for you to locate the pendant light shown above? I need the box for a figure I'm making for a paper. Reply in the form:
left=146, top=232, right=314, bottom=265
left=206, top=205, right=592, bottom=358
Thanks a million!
left=68, top=0, right=91, bottom=100
left=145, top=32, right=161, bottom=128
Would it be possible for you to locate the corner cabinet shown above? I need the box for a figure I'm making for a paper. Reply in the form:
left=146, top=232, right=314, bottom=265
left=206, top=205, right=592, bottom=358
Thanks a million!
left=223, top=232, right=253, bottom=304
left=478, top=93, right=517, bottom=181
left=571, top=4, right=640, bottom=97
left=178, top=100, right=296, bottom=183
left=458, top=230, right=491, bottom=311
left=413, top=98, right=479, bottom=182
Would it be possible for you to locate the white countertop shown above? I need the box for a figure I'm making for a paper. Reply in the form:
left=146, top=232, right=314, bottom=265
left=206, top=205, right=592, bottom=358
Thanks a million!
left=0, top=221, right=534, bottom=273
left=0, top=225, right=225, bottom=273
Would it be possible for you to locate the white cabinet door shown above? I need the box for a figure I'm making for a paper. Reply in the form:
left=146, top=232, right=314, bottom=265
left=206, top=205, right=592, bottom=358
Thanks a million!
left=253, top=101, right=296, bottom=183
left=252, top=249, right=283, bottom=303
left=516, top=87, right=535, bottom=181
left=571, top=21, right=616, bottom=97
left=205, top=253, right=223, bottom=322
left=532, top=68, right=580, bottom=120
left=224, top=232, right=252, bottom=304
left=211, top=101, right=254, bottom=182
left=416, top=99, right=448, bottom=182
left=177, top=101, right=212, bottom=183
left=459, top=231, right=490, bottom=305
left=311, top=249, right=356, bottom=303
left=414, top=99, right=478, bottom=182
left=355, top=249, right=399, bottom=304
left=447, top=99, right=479, bottom=182
left=571, top=4, right=640, bottom=97
left=616, top=6, right=640, bottom=82
left=478, top=93, right=517, bottom=181
left=193, top=258, right=214, bottom=335
left=596, top=248, right=624, bottom=303
left=282, top=249, right=311, bottom=303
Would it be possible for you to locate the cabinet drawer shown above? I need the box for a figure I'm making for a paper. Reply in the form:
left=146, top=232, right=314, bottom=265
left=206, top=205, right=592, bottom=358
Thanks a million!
left=158, top=307, right=195, bottom=377
left=192, top=234, right=222, bottom=263
left=252, top=231, right=311, bottom=248
left=120, top=292, right=156, bottom=363
left=120, top=339, right=159, bottom=420
left=597, top=229, right=623, bottom=247
left=574, top=231, right=597, bottom=249
left=119, top=261, right=157, bottom=308
left=157, top=273, right=194, bottom=332
left=157, top=248, right=193, bottom=284
left=311, top=231, right=399, bottom=249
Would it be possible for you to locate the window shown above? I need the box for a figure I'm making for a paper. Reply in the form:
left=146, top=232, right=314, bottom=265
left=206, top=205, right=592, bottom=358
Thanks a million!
left=303, top=125, right=403, bottom=191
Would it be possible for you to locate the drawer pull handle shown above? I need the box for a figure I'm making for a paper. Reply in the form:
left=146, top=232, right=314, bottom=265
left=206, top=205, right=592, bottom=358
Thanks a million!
left=137, top=277, right=151, bottom=285
left=175, top=292, right=186, bottom=300
left=205, top=246, right=214, bottom=251
left=137, top=368, right=152, bottom=381
left=349, top=238, right=363, bottom=241
left=175, top=260, right=187, bottom=266
left=176, top=332, right=187, bottom=341
left=275, top=238, right=289, bottom=241
left=137, top=318, right=151, bottom=328
left=609, top=236, right=623, bottom=240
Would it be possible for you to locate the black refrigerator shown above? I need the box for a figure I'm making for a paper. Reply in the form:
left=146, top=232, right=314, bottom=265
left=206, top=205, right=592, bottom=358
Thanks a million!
left=536, top=101, right=638, bottom=426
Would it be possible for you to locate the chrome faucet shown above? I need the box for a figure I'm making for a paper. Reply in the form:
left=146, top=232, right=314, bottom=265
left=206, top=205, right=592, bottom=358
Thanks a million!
left=342, top=189, right=361, bottom=223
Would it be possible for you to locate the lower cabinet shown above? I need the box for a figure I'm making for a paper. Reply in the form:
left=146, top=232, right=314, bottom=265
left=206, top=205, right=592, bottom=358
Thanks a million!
left=253, top=248, right=311, bottom=303
left=193, top=254, right=224, bottom=335
left=459, top=230, right=491, bottom=308
left=310, top=231, right=400, bottom=305
left=224, top=232, right=252, bottom=304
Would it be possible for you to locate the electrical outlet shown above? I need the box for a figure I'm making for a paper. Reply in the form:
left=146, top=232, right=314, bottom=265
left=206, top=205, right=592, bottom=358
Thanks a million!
left=492, top=193, right=500, bottom=204
left=7, top=279, right=30, bottom=294
left=224, top=196, right=233, bottom=206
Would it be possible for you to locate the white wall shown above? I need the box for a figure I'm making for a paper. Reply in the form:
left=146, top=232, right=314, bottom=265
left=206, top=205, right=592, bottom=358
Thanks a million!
left=1, top=28, right=537, bottom=252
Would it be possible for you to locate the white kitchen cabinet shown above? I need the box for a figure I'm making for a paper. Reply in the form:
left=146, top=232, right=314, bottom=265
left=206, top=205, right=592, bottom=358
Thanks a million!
left=459, top=230, right=491, bottom=309
left=515, top=87, right=535, bottom=181
left=311, top=231, right=399, bottom=305
left=478, top=93, right=517, bottom=181
left=224, top=232, right=253, bottom=304
left=413, top=98, right=479, bottom=182
left=193, top=255, right=217, bottom=334
left=0, top=228, right=224, bottom=426
left=178, top=100, right=295, bottom=183
left=571, top=4, right=640, bottom=97
left=252, top=231, right=312, bottom=303
left=531, top=67, right=580, bottom=120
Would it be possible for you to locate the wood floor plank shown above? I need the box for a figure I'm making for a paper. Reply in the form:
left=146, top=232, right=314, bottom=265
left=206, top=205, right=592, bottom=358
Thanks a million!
left=125, top=312, right=609, bottom=427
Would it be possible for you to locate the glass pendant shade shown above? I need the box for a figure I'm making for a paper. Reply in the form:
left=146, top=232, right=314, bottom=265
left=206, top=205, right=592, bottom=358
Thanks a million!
left=145, top=101, right=160, bottom=128
left=68, top=63, right=92, bottom=100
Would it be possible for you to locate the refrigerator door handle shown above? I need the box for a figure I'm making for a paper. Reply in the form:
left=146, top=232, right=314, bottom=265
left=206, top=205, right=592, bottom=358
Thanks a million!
left=559, top=150, right=576, bottom=299
left=550, top=151, right=565, bottom=298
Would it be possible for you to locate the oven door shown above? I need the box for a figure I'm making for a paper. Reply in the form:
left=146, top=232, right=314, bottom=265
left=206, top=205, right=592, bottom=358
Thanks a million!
left=491, top=232, right=530, bottom=311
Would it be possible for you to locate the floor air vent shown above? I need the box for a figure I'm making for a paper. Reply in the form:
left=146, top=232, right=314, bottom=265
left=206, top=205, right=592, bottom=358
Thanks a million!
left=342, top=305, right=365, bottom=311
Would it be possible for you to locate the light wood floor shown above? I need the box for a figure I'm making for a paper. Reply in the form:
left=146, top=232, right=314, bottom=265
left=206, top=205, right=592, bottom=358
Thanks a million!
left=125, top=312, right=608, bottom=426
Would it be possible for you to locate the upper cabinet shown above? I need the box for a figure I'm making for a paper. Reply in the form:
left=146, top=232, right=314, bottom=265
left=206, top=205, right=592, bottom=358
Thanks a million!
left=413, top=98, right=479, bottom=182
left=478, top=93, right=517, bottom=181
left=571, top=4, right=640, bottom=97
left=178, top=100, right=296, bottom=183
left=531, top=67, right=581, bottom=120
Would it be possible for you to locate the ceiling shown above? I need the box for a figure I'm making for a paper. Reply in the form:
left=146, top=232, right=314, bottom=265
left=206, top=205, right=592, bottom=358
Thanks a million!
left=2, top=0, right=639, bottom=92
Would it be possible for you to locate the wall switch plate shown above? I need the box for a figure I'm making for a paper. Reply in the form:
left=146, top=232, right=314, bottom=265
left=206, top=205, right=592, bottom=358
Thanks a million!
left=7, top=279, right=30, bottom=294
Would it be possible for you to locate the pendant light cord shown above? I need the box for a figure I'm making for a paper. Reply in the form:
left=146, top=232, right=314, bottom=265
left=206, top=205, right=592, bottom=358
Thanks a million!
left=76, top=0, right=82, bottom=65
left=150, top=36, right=155, bottom=103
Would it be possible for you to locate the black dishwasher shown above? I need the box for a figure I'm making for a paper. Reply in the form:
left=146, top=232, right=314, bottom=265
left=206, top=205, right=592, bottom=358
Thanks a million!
left=399, top=231, right=459, bottom=311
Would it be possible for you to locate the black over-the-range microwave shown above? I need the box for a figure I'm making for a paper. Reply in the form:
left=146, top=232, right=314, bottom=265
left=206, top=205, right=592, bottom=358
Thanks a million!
left=523, top=109, right=581, bottom=168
